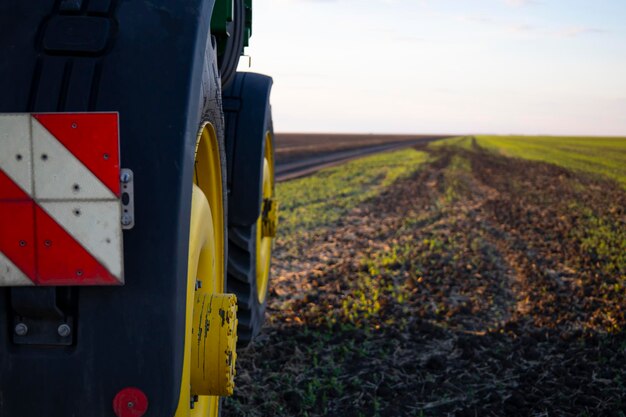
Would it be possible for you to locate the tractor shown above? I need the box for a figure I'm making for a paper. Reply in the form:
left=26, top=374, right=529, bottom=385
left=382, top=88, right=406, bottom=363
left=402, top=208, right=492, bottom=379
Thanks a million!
left=0, top=1, right=276, bottom=416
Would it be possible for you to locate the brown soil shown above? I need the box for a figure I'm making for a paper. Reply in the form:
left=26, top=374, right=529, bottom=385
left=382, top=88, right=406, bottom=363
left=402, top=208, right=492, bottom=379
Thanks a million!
left=224, top=144, right=626, bottom=417
left=275, top=133, right=450, bottom=163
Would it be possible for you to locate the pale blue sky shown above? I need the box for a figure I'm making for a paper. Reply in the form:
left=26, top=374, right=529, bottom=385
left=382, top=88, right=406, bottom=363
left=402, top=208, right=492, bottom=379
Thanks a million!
left=239, top=0, right=626, bottom=135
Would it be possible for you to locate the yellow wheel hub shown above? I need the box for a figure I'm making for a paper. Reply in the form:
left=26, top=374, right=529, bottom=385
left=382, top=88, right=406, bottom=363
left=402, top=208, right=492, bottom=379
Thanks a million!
left=175, top=123, right=238, bottom=417
left=255, top=131, right=277, bottom=304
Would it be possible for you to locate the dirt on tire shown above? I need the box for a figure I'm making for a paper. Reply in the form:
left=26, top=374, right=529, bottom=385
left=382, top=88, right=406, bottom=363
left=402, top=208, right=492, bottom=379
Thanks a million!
left=223, top=143, right=626, bottom=417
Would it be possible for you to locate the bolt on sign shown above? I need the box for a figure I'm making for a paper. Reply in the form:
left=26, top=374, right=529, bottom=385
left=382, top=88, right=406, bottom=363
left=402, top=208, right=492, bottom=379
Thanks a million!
left=0, top=113, right=124, bottom=285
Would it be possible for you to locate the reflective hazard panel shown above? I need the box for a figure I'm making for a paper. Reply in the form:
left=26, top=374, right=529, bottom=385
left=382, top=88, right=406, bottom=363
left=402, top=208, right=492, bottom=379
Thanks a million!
left=0, top=113, right=124, bottom=286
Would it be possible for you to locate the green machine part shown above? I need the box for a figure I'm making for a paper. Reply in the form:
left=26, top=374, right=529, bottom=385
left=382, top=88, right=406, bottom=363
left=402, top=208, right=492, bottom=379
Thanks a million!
left=244, top=0, right=252, bottom=47
left=211, top=0, right=233, bottom=34
left=211, top=0, right=252, bottom=51
left=211, top=0, right=252, bottom=86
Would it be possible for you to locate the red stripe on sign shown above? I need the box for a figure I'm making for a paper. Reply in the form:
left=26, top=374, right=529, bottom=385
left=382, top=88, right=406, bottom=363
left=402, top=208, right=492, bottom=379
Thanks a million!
left=35, top=206, right=119, bottom=285
left=33, top=113, right=120, bottom=196
left=0, top=201, right=36, bottom=282
left=0, top=169, right=30, bottom=200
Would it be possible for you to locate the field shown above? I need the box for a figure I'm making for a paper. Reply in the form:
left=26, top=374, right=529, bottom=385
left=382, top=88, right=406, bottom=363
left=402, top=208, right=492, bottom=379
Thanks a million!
left=433, top=136, right=626, bottom=188
left=275, top=133, right=449, bottom=163
left=223, top=136, right=626, bottom=417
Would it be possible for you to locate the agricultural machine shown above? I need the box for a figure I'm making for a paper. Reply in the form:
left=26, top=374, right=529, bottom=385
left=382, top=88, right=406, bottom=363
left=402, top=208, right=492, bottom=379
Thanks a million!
left=0, top=1, right=276, bottom=416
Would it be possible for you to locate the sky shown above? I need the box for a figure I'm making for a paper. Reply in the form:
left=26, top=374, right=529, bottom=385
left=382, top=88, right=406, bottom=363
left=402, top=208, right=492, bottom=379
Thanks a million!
left=238, top=0, right=626, bottom=136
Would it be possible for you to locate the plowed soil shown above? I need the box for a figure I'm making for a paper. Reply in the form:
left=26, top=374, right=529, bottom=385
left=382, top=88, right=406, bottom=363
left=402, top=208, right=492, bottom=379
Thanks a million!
left=223, top=143, right=626, bottom=417
left=275, top=133, right=449, bottom=163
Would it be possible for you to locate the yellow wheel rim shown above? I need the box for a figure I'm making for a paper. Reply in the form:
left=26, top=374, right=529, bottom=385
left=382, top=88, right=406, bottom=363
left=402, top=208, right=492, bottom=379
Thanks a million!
left=175, top=123, right=228, bottom=417
left=255, top=131, right=276, bottom=303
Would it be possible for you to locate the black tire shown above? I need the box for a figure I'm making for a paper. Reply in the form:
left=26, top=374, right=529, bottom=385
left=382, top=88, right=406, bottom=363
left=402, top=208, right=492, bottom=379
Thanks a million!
left=227, top=224, right=265, bottom=344
left=226, top=114, right=275, bottom=347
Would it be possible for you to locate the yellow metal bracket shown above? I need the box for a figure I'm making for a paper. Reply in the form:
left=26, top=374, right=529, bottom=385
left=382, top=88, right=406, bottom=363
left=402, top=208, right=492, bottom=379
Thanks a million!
left=191, top=293, right=238, bottom=396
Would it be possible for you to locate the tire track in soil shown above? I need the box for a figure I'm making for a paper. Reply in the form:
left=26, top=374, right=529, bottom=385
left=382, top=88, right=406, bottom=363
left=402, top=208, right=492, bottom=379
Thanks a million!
left=224, top=144, right=626, bottom=417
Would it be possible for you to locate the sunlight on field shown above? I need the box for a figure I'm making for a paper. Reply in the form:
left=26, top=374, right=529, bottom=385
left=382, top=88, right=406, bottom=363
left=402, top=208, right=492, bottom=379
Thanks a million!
left=276, top=149, right=428, bottom=237
left=436, top=136, right=626, bottom=188
left=479, top=136, right=626, bottom=187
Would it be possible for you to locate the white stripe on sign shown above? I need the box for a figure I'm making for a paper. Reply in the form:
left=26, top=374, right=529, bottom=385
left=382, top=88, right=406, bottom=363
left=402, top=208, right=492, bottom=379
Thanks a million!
left=32, top=117, right=116, bottom=201
left=0, top=114, right=33, bottom=196
left=40, top=201, right=123, bottom=280
left=0, top=112, right=124, bottom=286
left=0, top=251, right=34, bottom=286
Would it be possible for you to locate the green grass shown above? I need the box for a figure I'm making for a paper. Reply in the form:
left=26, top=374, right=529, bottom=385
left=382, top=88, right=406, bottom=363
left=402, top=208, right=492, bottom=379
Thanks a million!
left=428, top=135, right=475, bottom=150
left=568, top=202, right=626, bottom=279
left=276, top=149, right=429, bottom=237
left=442, top=153, right=472, bottom=202
left=439, top=135, right=626, bottom=188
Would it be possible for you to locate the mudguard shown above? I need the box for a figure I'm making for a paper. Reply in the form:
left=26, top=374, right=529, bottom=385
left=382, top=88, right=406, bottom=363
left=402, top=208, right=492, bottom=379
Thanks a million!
left=223, top=72, right=273, bottom=226
left=0, top=1, right=216, bottom=416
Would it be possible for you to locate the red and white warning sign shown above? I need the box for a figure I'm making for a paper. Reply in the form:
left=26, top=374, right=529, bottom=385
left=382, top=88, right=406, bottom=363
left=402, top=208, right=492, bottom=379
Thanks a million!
left=0, top=113, right=124, bottom=286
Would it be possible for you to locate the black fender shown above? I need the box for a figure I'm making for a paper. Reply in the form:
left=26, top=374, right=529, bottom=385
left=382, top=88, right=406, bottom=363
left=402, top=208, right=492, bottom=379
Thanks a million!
left=223, top=72, right=274, bottom=226
left=0, top=1, right=216, bottom=416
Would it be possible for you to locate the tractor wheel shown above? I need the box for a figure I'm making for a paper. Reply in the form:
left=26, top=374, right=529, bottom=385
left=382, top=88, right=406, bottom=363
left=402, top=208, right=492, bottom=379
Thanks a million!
left=227, top=125, right=276, bottom=346
left=174, top=39, right=235, bottom=417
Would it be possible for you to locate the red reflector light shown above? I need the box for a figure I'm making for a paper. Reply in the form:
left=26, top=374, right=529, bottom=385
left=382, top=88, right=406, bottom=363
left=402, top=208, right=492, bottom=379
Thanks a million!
left=113, top=387, right=148, bottom=417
